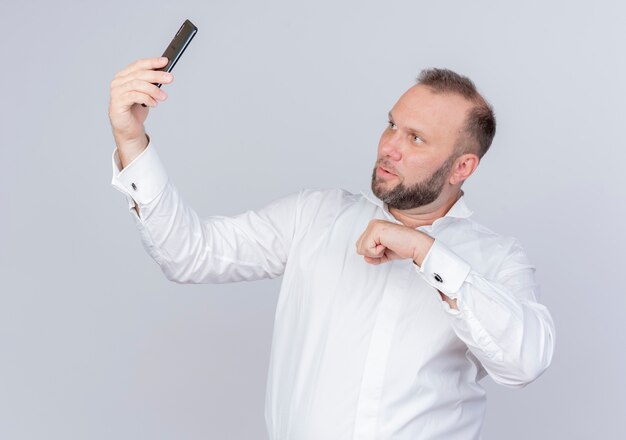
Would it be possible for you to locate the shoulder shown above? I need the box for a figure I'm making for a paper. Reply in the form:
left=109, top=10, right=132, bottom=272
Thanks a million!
left=440, top=216, right=531, bottom=275
left=462, top=218, right=522, bottom=252
left=469, top=219, right=524, bottom=253
left=298, top=187, right=359, bottom=201
left=297, top=187, right=361, bottom=211
left=292, top=187, right=364, bottom=230
left=249, top=188, right=361, bottom=220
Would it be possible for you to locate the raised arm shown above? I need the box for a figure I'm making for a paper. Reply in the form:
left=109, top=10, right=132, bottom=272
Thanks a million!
left=111, top=140, right=301, bottom=284
left=108, top=57, right=301, bottom=283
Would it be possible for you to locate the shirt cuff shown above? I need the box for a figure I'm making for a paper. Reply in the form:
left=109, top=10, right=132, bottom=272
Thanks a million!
left=440, top=298, right=461, bottom=315
left=110, top=137, right=169, bottom=208
left=413, top=239, right=471, bottom=299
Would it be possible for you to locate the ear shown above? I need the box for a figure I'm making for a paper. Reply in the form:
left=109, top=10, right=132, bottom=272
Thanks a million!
left=449, top=153, right=480, bottom=185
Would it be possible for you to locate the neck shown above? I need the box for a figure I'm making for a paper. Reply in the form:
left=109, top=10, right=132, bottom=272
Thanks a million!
left=388, top=189, right=463, bottom=229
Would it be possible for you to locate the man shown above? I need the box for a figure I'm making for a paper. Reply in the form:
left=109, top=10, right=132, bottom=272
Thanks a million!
left=109, top=58, right=555, bottom=439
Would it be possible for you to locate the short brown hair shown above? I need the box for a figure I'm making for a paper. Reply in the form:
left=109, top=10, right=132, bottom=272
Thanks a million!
left=416, top=68, right=496, bottom=158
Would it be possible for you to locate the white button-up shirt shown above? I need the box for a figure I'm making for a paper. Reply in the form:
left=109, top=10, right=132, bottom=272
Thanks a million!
left=111, top=141, right=555, bottom=440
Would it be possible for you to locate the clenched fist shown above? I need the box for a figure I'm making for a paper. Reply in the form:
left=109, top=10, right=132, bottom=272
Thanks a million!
left=108, top=57, right=174, bottom=168
left=355, top=219, right=435, bottom=266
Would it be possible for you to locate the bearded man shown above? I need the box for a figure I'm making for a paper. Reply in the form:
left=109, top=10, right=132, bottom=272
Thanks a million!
left=109, top=61, right=555, bottom=439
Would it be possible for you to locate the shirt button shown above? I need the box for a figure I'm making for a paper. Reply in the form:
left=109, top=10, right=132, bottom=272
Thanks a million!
left=131, top=183, right=137, bottom=191
left=433, top=273, right=443, bottom=283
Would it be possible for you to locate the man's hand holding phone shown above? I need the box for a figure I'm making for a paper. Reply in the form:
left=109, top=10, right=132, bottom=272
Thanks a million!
left=108, top=19, right=197, bottom=168
left=108, top=57, right=173, bottom=168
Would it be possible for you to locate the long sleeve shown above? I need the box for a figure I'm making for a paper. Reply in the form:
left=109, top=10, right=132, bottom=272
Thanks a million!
left=415, top=238, right=556, bottom=388
left=110, top=141, right=301, bottom=284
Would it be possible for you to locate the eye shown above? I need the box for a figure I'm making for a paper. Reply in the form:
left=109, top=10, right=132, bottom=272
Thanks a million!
left=412, top=135, right=423, bottom=144
left=388, top=121, right=397, bottom=130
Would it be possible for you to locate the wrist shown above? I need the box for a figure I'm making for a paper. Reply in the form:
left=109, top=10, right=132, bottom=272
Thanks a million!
left=117, top=133, right=149, bottom=169
left=412, top=233, right=434, bottom=266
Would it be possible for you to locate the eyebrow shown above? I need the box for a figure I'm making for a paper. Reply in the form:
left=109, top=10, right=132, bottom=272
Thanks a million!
left=388, top=111, right=429, bottom=142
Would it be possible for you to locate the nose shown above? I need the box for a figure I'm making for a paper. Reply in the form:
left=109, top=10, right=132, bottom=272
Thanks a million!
left=379, top=129, right=402, bottom=161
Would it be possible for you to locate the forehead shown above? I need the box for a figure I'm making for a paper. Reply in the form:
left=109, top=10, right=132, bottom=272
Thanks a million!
left=391, top=84, right=472, bottom=144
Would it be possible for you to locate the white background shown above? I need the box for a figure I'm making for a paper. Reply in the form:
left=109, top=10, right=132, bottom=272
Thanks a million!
left=1, top=0, right=624, bottom=438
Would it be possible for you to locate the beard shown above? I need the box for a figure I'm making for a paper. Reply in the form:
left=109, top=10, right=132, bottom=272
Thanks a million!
left=371, top=154, right=457, bottom=210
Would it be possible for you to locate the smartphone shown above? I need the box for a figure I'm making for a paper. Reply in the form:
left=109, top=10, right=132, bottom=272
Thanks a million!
left=141, top=19, right=198, bottom=107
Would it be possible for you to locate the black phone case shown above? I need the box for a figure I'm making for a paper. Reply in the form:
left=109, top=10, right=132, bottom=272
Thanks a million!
left=141, top=19, right=198, bottom=107
left=156, top=19, right=198, bottom=87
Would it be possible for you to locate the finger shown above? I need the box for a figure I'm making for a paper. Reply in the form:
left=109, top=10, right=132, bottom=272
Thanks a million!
left=355, top=237, right=363, bottom=253
left=116, top=57, right=169, bottom=78
left=364, top=256, right=382, bottom=265
left=112, top=69, right=174, bottom=89
left=368, top=243, right=386, bottom=257
left=355, top=233, right=367, bottom=254
left=116, top=90, right=158, bottom=109
left=114, top=78, right=168, bottom=104
left=384, top=249, right=402, bottom=261
left=115, top=57, right=169, bottom=79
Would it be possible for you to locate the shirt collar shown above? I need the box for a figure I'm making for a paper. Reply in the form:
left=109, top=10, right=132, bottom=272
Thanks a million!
left=359, top=188, right=473, bottom=225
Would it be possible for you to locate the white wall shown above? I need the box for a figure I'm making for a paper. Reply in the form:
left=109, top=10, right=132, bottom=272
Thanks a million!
left=1, top=0, right=624, bottom=438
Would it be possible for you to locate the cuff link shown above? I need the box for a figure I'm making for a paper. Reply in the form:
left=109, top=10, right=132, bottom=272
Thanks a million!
left=131, top=182, right=137, bottom=191
left=433, top=273, right=443, bottom=283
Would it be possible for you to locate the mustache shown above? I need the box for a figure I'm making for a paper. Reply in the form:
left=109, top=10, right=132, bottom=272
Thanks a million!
left=376, top=160, right=399, bottom=176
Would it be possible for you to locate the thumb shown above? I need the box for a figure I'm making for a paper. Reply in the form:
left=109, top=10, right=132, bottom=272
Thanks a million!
left=370, top=243, right=386, bottom=257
